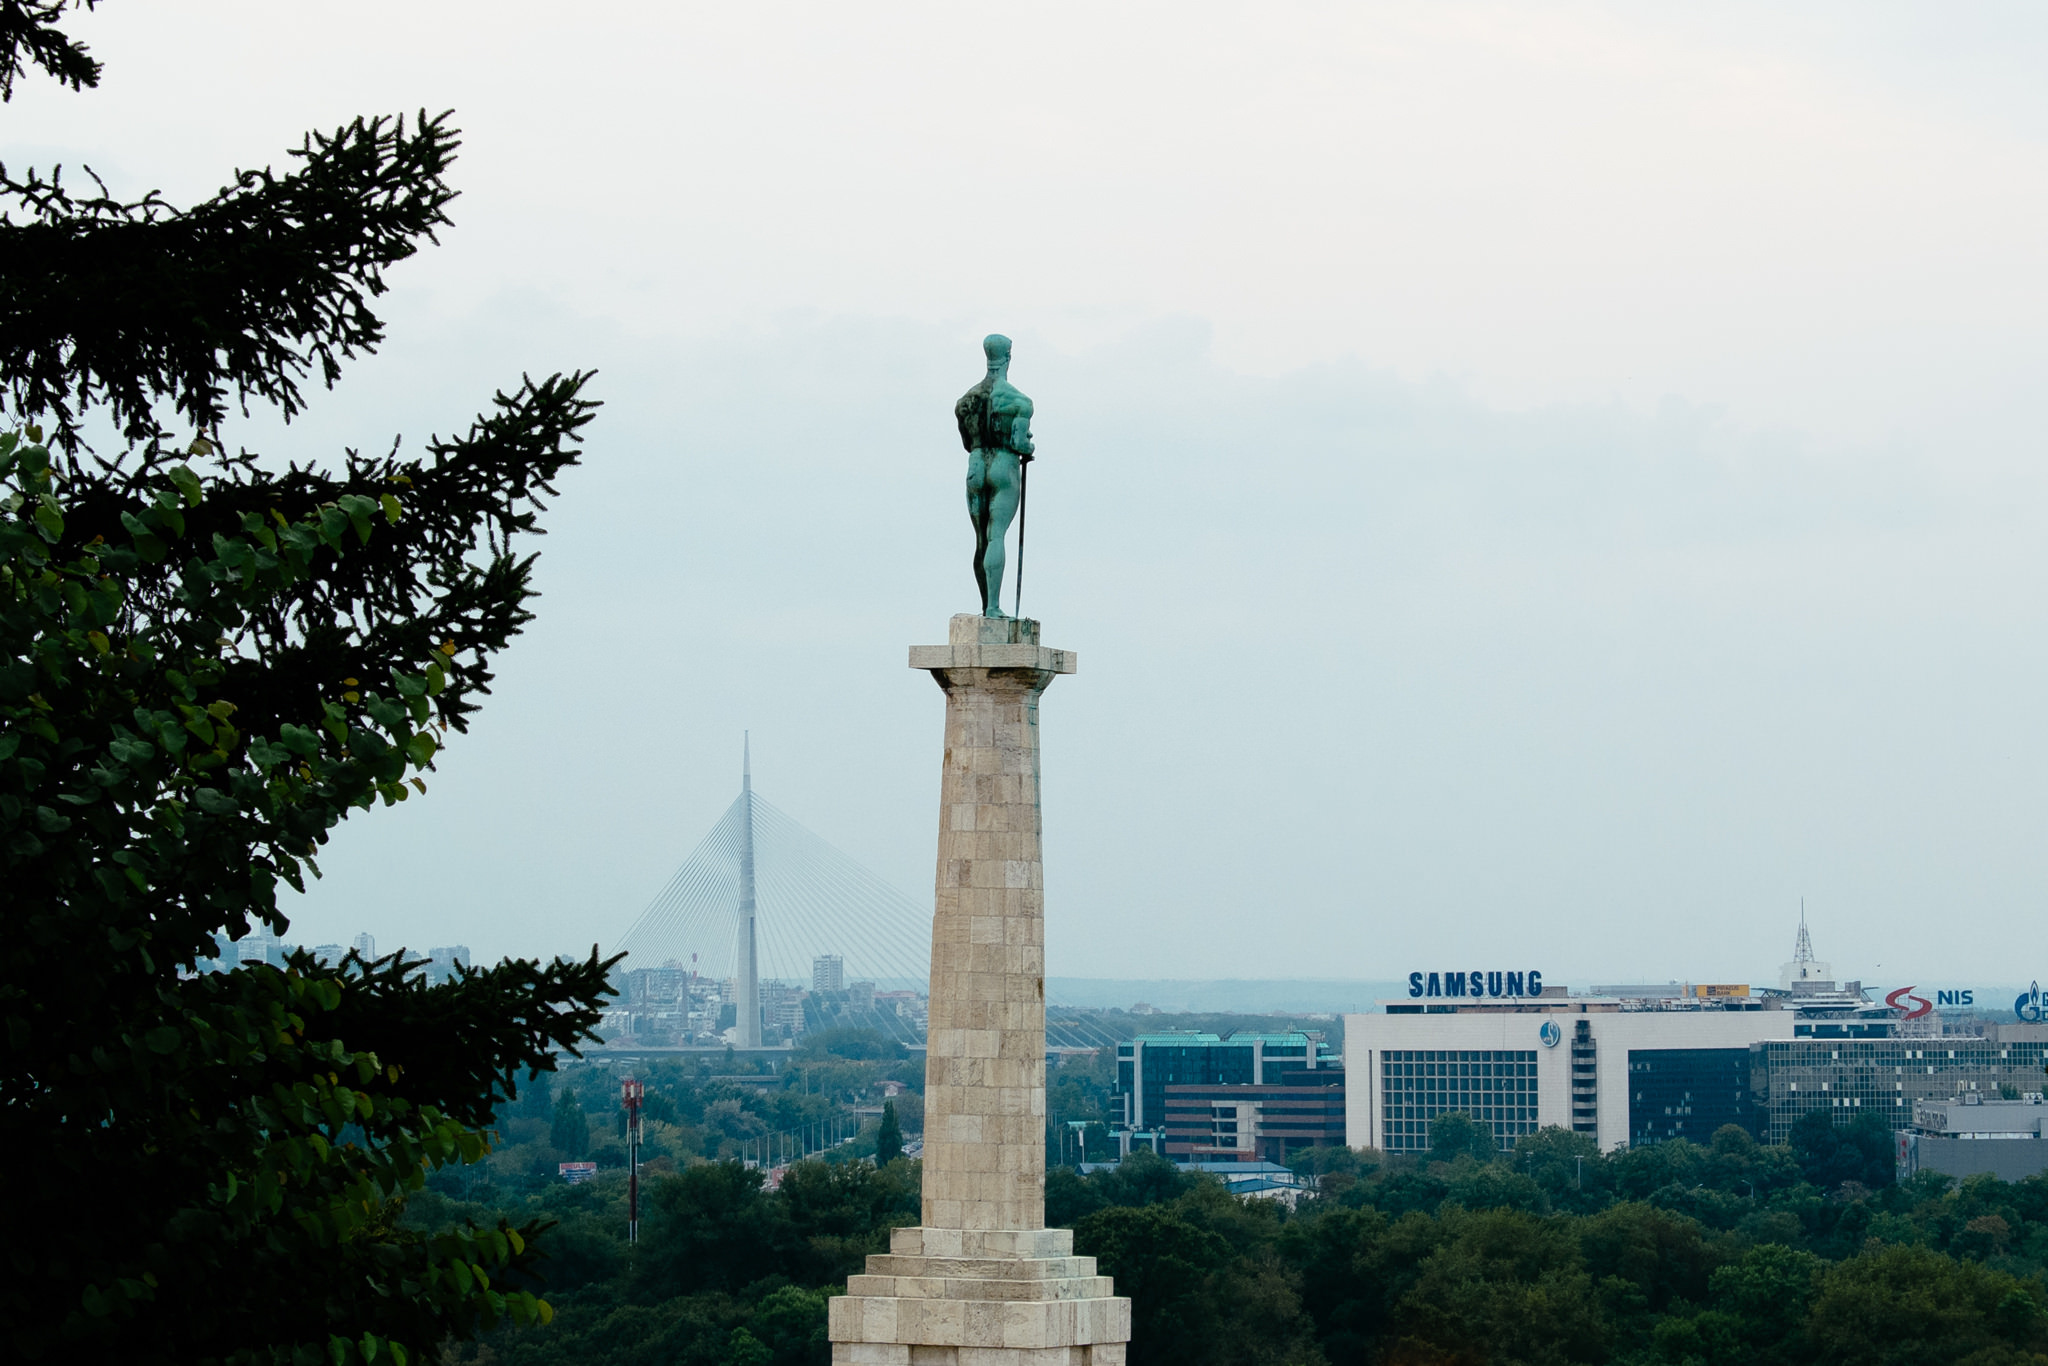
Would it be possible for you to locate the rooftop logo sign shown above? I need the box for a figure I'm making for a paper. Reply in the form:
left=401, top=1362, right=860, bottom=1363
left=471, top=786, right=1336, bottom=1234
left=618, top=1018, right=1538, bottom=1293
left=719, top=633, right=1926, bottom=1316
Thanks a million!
left=1884, top=986, right=1932, bottom=1020
left=2018, top=983, right=2044, bottom=1024
left=1408, top=970, right=1543, bottom=1000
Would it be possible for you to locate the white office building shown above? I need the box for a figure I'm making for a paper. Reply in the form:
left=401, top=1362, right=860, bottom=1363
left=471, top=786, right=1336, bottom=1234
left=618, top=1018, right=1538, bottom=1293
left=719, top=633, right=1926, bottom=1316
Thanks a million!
left=1344, top=999, right=1797, bottom=1154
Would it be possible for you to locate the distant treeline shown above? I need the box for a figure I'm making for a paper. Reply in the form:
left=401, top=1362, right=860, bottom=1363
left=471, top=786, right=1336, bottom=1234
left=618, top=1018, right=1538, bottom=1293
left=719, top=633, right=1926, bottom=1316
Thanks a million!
left=431, top=1088, right=2048, bottom=1365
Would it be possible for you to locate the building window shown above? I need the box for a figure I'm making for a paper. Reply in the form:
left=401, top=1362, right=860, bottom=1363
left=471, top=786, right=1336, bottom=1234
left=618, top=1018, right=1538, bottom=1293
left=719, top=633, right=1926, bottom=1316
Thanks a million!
left=1753, top=1041, right=2048, bottom=1144
left=1379, top=1049, right=1538, bottom=1153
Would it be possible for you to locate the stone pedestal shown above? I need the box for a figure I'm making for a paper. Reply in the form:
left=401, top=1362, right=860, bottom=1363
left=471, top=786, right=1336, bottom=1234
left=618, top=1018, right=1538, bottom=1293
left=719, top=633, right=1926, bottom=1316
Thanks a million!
left=828, top=616, right=1129, bottom=1366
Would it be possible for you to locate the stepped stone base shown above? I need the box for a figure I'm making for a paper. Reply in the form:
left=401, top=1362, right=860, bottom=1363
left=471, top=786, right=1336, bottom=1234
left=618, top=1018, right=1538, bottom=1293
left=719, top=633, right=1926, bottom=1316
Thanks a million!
left=830, top=1227, right=1129, bottom=1365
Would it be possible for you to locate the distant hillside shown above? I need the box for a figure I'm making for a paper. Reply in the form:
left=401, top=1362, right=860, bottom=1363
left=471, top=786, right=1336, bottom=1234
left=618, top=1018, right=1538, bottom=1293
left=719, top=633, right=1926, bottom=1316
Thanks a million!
left=1046, top=978, right=1406, bottom=1015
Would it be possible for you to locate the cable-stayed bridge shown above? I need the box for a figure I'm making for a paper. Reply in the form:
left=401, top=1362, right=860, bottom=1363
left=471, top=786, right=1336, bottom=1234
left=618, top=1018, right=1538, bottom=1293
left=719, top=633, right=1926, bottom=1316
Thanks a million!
left=610, top=741, right=1129, bottom=1052
left=611, top=741, right=931, bottom=1045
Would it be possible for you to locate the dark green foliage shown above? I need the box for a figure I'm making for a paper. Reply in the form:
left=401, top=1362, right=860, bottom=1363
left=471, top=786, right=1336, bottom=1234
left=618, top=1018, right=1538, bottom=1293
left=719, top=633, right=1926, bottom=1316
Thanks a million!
left=1791, top=1108, right=1897, bottom=1192
left=0, top=7, right=615, bottom=1362
left=775, top=1157, right=921, bottom=1281
left=1077, top=1203, right=1236, bottom=1364
left=795, top=1026, right=904, bottom=1062
left=1379, top=1207, right=1605, bottom=1365
left=1076, top=1183, right=1321, bottom=1366
left=635, top=1162, right=803, bottom=1297
left=1428, top=1109, right=1498, bottom=1164
left=516, top=1067, right=553, bottom=1120
left=2, top=108, right=459, bottom=450
left=0, top=0, right=98, bottom=100
left=552, top=1089, right=592, bottom=1160
left=433, top=1110, right=2048, bottom=1366
left=1806, top=1243, right=2048, bottom=1365
left=1707, top=1242, right=1823, bottom=1365
left=1510, top=1124, right=1611, bottom=1212
left=1086, top=1146, right=1203, bottom=1208
left=875, top=1099, right=903, bottom=1166
left=1578, top=1202, right=1717, bottom=1312
left=0, top=413, right=612, bottom=1365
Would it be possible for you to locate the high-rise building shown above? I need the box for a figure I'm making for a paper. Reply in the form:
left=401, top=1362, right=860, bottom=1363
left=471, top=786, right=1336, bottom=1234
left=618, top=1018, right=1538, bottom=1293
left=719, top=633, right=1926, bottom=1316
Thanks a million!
left=352, top=931, right=377, bottom=959
left=813, top=954, right=845, bottom=992
left=423, top=945, right=471, bottom=986
left=233, top=927, right=287, bottom=969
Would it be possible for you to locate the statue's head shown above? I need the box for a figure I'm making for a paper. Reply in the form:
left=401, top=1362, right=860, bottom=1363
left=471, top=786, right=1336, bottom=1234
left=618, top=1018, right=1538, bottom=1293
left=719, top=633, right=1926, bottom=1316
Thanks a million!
left=983, top=334, right=1012, bottom=369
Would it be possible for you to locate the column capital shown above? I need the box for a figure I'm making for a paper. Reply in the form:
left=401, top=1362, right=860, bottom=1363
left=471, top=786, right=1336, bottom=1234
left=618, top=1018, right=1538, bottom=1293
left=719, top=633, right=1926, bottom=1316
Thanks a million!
left=909, top=614, right=1077, bottom=677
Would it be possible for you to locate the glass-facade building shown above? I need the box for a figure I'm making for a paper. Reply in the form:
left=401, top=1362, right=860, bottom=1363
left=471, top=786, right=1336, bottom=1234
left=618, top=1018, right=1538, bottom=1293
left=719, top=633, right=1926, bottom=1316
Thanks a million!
left=1115, top=1032, right=1328, bottom=1132
left=1628, top=1048, right=1756, bottom=1145
left=1752, top=1039, right=2048, bottom=1144
left=1114, top=1032, right=1340, bottom=1160
left=1378, top=1049, right=1539, bottom=1153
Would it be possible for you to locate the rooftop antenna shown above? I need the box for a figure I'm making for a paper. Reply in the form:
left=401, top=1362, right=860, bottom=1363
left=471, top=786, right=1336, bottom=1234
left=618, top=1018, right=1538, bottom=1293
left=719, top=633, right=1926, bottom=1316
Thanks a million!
left=1793, top=897, right=1815, bottom=967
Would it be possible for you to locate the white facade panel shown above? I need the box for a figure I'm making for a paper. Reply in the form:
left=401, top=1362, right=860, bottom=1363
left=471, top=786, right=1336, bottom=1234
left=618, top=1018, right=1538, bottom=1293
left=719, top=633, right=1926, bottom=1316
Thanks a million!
left=1344, top=1008, right=1798, bottom=1153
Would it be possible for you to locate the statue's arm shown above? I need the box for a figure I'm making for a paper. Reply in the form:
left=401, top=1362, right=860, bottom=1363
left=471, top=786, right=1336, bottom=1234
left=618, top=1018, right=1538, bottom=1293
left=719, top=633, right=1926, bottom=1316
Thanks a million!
left=1010, top=397, right=1035, bottom=457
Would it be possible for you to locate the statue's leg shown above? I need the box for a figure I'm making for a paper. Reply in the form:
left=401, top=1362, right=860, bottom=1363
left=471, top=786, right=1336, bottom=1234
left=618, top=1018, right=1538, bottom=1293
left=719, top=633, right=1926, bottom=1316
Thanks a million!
left=978, top=450, right=1021, bottom=619
left=965, top=450, right=991, bottom=614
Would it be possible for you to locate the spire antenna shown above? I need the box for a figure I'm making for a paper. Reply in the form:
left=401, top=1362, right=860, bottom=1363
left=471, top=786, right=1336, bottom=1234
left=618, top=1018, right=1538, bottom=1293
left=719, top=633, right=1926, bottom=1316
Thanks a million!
left=1793, top=898, right=1815, bottom=967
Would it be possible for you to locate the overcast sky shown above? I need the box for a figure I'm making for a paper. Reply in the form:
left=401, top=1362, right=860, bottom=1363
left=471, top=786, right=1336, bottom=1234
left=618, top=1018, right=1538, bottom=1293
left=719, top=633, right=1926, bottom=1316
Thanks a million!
left=15, top=3, right=2048, bottom=989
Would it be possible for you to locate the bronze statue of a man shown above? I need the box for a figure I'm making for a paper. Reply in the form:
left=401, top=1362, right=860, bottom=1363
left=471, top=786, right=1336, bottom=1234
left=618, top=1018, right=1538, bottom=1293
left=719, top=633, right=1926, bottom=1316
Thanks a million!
left=955, top=334, right=1035, bottom=618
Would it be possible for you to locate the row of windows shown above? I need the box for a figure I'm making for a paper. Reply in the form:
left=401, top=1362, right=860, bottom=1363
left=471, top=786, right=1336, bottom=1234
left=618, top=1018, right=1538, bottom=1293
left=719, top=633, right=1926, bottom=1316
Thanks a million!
left=1386, top=1061, right=1536, bottom=1079
left=1381, top=1050, right=1544, bottom=1153
left=1756, top=1043, right=2047, bottom=1066
left=1383, top=1104, right=1537, bottom=1121
left=1382, top=1115, right=1541, bottom=1150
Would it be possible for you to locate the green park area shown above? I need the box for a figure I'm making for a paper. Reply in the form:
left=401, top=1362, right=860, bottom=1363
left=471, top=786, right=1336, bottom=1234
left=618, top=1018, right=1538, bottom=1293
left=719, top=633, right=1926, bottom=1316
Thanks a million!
left=432, top=1041, right=2048, bottom=1366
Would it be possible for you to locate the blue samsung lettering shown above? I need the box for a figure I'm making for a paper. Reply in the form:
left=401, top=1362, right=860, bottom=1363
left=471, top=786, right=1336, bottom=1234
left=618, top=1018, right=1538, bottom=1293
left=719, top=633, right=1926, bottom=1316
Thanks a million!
left=1406, top=968, right=1547, bottom=999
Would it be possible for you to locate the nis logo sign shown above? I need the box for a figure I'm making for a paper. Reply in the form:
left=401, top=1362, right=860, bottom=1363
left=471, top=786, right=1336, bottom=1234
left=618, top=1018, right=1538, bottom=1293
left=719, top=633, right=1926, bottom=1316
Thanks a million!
left=1882, top=986, right=1976, bottom=1020
left=1409, top=970, right=1544, bottom=1000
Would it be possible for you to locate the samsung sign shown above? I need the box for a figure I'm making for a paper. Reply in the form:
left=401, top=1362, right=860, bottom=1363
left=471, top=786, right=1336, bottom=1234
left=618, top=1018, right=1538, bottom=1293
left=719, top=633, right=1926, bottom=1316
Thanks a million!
left=1408, top=970, right=1544, bottom=1000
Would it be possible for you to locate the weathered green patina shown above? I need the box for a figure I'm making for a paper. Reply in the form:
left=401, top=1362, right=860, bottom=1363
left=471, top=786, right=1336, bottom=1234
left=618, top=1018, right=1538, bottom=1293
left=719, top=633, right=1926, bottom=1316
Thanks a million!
left=955, top=333, right=1035, bottom=618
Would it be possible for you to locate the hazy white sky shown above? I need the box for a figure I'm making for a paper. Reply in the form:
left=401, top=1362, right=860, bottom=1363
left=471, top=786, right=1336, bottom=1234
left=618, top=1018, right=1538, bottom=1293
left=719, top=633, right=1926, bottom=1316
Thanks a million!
left=14, top=3, right=2048, bottom=988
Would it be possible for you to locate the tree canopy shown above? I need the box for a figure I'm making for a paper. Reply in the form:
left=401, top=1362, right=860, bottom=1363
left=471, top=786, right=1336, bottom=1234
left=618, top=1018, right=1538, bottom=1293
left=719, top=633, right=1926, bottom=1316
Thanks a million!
left=1, top=6, right=614, bottom=1363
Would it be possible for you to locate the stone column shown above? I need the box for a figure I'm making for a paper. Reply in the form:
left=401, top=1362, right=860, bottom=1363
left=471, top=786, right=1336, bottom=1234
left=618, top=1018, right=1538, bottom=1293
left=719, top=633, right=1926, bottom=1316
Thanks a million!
left=828, top=614, right=1130, bottom=1366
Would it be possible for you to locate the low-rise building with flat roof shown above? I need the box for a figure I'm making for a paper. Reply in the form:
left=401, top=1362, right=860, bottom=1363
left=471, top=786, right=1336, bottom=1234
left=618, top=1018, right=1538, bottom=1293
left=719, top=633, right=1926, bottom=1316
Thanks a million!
left=1897, top=1094, right=2048, bottom=1183
left=1113, top=1030, right=1340, bottom=1161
